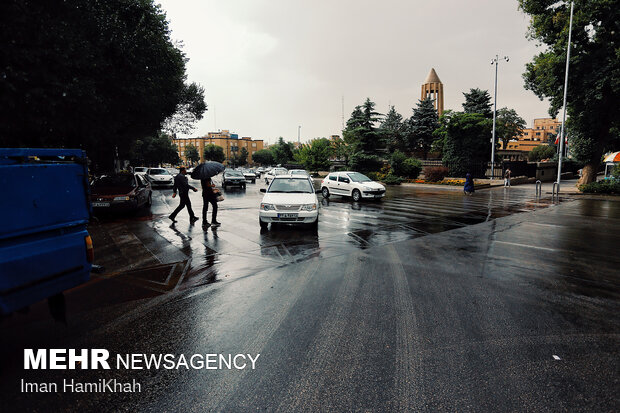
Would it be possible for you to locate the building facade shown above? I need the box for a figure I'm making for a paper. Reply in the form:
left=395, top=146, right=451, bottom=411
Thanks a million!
left=505, top=118, right=561, bottom=152
left=172, top=130, right=264, bottom=165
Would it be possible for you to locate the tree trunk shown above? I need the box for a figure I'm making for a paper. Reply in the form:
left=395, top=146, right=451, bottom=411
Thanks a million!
left=578, top=162, right=598, bottom=185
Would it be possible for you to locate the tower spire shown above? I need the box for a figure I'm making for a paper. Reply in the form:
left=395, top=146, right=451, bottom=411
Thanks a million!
left=421, top=68, right=444, bottom=115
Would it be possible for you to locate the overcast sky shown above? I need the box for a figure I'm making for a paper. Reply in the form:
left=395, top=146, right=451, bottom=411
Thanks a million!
left=157, top=0, right=551, bottom=144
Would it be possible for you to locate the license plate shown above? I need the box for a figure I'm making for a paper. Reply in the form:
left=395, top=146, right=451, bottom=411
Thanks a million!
left=278, top=213, right=298, bottom=218
left=374, top=194, right=383, bottom=198
left=92, top=202, right=110, bottom=207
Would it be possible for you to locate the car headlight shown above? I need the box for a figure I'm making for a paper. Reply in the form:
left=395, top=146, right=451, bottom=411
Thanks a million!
left=362, top=186, right=372, bottom=191
left=301, top=203, right=317, bottom=211
left=261, top=203, right=275, bottom=211
left=114, top=196, right=130, bottom=201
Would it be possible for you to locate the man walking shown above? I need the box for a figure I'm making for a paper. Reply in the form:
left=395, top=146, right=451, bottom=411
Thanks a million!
left=201, top=177, right=221, bottom=228
left=504, top=168, right=512, bottom=187
left=169, top=167, right=199, bottom=223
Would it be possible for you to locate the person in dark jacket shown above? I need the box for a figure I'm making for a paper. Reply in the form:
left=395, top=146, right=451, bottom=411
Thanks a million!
left=201, top=177, right=220, bottom=227
left=463, top=173, right=475, bottom=195
left=169, top=167, right=199, bottom=223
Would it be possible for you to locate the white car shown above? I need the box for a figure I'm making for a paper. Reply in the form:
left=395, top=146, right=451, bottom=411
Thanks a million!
left=289, top=169, right=310, bottom=177
left=133, top=167, right=148, bottom=176
left=145, top=168, right=174, bottom=188
left=259, top=176, right=319, bottom=231
left=264, top=167, right=288, bottom=184
left=320, top=171, right=386, bottom=201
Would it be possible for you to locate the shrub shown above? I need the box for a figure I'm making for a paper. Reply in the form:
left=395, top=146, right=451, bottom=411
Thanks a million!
left=402, top=158, right=422, bottom=179
left=423, top=166, right=449, bottom=182
left=528, top=145, right=556, bottom=162
left=390, top=150, right=407, bottom=175
left=382, top=173, right=403, bottom=185
left=579, top=180, right=620, bottom=194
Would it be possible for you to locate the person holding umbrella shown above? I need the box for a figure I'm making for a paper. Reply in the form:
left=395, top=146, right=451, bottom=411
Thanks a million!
left=191, top=161, right=226, bottom=228
left=169, top=166, right=199, bottom=223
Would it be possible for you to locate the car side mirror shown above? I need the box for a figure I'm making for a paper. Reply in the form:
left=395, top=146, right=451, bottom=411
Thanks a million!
left=260, top=188, right=266, bottom=193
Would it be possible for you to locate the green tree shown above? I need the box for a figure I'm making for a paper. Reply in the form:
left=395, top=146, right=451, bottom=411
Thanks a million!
left=442, top=112, right=493, bottom=177
left=343, top=98, right=384, bottom=172
left=331, top=136, right=350, bottom=165
left=295, top=138, right=333, bottom=173
left=0, top=0, right=206, bottom=172
left=203, top=144, right=225, bottom=163
left=238, top=147, right=249, bottom=166
left=380, top=106, right=406, bottom=152
left=462, top=88, right=492, bottom=118
left=496, top=108, right=526, bottom=149
left=271, top=137, right=295, bottom=165
left=184, top=144, right=200, bottom=165
left=430, top=110, right=454, bottom=158
left=528, top=145, right=556, bottom=162
left=519, top=0, right=620, bottom=183
left=405, top=97, right=440, bottom=159
left=252, top=149, right=274, bottom=165
left=130, top=133, right=180, bottom=166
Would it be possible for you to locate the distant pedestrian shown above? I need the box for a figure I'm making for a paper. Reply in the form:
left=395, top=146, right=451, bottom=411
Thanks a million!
left=504, top=168, right=512, bottom=187
left=201, top=177, right=221, bottom=228
left=464, top=173, right=475, bottom=195
left=169, top=167, right=199, bottom=223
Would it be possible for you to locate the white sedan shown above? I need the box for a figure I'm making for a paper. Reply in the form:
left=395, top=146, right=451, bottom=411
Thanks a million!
left=145, top=168, right=174, bottom=188
left=264, top=167, right=288, bottom=184
left=259, top=176, right=319, bottom=231
left=320, top=171, right=386, bottom=201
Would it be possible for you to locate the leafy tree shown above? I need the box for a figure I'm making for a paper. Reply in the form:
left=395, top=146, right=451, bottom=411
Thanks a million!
left=238, top=147, right=248, bottom=166
left=184, top=144, right=200, bottom=165
left=380, top=106, right=406, bottom=152
left=161, top=83, right=208, bottom=135
left=295, top=138, right=332, bottom=172
left=343, top=98, right=383, bottom=172
left=430, top=110, right=454, bottom=158
left=405, top=97, right=440, bottom=159
left=519, top=0, right=620, bottom=184
left=130, top=133, right=180, bottom=166
left=0, top=0, right=206, bottom=172
left=442, top=112, right=493, bottom=177
left=528, top=145, right=556, bottom=162
left=331, top=136, right=350, bottom=164
left=252, top=149, right=274, bottom=165
left=496, top=108, right=526, bottom=149
left=462, top=88, right=492, bottom=118
left=203, top=144, right=225, bottom=163
left=271, top=137, right=295, bottom=165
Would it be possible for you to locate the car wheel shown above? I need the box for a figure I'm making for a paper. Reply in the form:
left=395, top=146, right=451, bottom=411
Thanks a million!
left=352, top=189, right=361, bottom=202
left=252, top=179, right=255, bottom=184
left=322, top=187, right=330, bottom=198
left=146, top=193, right=152, bottom=207
left=310, top=218, right=318, bottom=232
left=242, top=184, right=246, bottom=189
left=259, top=218, right=268, bottom=230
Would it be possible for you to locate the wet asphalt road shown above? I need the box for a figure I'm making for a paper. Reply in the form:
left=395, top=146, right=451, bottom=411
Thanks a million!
left=1, top=179, right=619, bottom=412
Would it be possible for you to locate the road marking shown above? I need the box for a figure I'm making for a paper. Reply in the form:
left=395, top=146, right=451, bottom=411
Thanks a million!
left=493, top=240, right=563, bottom=252
left=553, top=355, right=561, bottom=360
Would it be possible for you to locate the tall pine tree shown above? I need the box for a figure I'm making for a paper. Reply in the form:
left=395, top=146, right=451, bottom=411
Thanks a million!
left=462, top=88, right=492, bottom=118
left=406, top=98, right=440, bottom=159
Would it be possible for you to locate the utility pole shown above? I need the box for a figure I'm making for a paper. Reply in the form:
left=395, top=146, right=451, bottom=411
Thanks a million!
left=298, top=125, right=301, bottom=145
left=490, top=54, right=509, bottom=179
left=556, top=1, right=574, bottom=189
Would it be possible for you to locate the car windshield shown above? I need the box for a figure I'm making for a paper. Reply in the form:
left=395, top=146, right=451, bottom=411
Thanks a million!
left=93, top=175, right=135, bottom=188
left=227, top=171, right=243, bottom=177
left=268, top=178, right=313, bottom=193
left=291, top=170, right=307, bottom=175
left=148, top=168, right=169, bottom=175
left=134, top=167, right=147, bottom=172
left=273, top=169, right=288, bottom=175
left=347, top=172, right=372, bottom=182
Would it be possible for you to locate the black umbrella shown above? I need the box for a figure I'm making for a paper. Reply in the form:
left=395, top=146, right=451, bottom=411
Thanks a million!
left=190, top=161, right=225, bottom=180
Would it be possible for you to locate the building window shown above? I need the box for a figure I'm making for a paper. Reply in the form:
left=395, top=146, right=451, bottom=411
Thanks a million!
left=252, top=142, right=257, bottom=148
left=536, top=132, right=541, bottom=136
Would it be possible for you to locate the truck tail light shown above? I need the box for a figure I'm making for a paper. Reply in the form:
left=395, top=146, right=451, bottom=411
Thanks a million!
left=85, top=235, right=94, bottom=263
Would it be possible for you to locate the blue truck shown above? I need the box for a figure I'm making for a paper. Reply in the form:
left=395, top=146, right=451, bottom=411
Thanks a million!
left=0, top=148, right=94, bottom=315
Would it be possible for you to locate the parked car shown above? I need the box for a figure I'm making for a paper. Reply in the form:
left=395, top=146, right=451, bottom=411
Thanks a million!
left=289, top=169, right=310, bottom=177
left=222, top=169, right=246, bottom=189
left=91, top=173, right=152, bottom=212
left=241, top=168, right=257, bottom=183
left=166, top=167, right=179, bottom=176
left=320, top=171, right=386, bottom=201
left=133, top=166, right=148, bottom=176
left=259, top=175, right=319, bottom=231
left=264, top=167, right=288, bottom=184
left=257, top=167, right=266, bottom=174
left=146, top=168, right=174, bottom=188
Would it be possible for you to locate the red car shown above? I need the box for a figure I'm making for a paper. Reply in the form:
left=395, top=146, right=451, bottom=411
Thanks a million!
left=90, top=173, right=152, bottom=212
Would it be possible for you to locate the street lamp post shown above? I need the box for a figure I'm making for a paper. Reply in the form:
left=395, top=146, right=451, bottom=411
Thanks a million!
left=490, top=55, right=509, bottom=179
left=556, top=1, right=574, bottom=190
left=298, top=125, right=301, bottom=145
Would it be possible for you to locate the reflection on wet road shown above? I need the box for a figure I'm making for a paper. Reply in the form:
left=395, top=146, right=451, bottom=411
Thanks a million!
left=108, top=181, right=558, bottom=289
